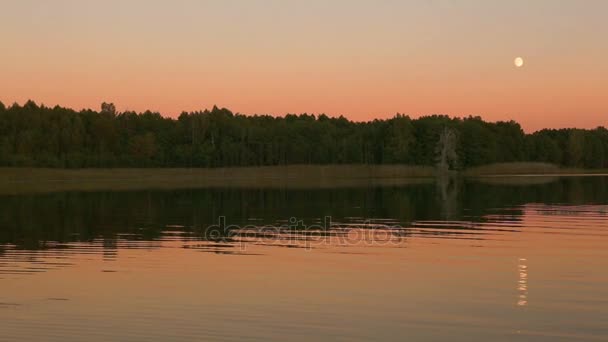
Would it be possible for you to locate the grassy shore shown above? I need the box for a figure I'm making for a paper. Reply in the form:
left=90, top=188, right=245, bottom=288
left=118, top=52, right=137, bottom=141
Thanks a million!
left=463, top=162, right=608, bottom=177
left=0, top=165, right=435, bottom=194
left=1, top=163, right=607, bottom=195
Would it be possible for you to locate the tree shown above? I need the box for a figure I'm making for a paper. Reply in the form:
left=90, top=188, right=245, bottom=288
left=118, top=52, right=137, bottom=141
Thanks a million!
left=129, top=133, right=157, bottom=163
left=101, top=102, right=117, bottom=116
left=23, top=100, right=39, bottom=110
left=567, top=130, right=585, bottom=167
left=435, top=127, right=459, bottom=172
left=584, top=130, right=606, bottom=168
left=459, top=117, right=496, bottom=167
left=528, top=133, right=562, bottom=164
left=384, top=114, right=415, bottom=163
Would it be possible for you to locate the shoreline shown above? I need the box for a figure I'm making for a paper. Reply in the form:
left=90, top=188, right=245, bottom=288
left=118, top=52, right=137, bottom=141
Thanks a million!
left=0, top=165, right=435, bottom=194
left=1, top=164, right=606, bottom=195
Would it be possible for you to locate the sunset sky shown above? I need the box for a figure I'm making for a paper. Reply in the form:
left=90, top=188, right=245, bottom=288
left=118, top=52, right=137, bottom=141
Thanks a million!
left=1, top=0, right=607, bottom=131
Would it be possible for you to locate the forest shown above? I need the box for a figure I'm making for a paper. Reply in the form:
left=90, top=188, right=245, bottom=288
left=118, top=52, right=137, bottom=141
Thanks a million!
left=0, top=100, right=606, bottom=169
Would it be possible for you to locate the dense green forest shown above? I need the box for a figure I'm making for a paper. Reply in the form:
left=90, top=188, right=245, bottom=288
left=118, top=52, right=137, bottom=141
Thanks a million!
left=0, top=100, right=606, bottom=169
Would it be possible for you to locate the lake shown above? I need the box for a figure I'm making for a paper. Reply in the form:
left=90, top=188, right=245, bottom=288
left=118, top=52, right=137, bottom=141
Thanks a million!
left=1, top=176, right=608, bottom=341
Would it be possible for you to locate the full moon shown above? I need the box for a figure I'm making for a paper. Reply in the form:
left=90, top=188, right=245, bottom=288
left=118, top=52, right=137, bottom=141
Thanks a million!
left=514, top=57, right=524, bottom=68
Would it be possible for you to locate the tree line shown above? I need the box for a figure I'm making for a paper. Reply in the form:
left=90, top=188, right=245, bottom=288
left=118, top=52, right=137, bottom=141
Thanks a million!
left=0, top=100, right=607, bottom=169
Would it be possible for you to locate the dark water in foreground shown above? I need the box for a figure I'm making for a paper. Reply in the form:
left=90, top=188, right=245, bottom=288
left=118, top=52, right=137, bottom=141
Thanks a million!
left=1, top=176, right=608, bottom=341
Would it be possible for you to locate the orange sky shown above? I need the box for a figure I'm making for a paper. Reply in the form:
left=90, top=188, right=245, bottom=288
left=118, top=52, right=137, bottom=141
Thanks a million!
left=1, top=0, right=607, bottom=132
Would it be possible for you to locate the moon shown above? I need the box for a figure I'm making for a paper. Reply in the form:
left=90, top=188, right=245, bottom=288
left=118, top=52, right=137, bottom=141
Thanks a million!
left=514, top=57, right=524, bottom=68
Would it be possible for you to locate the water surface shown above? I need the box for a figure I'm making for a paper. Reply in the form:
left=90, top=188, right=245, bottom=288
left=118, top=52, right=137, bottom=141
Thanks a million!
left=1, top=176, right=608, bottom=341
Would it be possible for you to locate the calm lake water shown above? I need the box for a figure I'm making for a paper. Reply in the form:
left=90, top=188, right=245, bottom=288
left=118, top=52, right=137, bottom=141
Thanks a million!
left=1, top=176, right=608, bottom=341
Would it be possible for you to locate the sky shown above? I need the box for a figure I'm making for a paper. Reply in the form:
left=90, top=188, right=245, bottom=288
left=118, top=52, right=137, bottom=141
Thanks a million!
left=1, top=0, right=607, bottom=131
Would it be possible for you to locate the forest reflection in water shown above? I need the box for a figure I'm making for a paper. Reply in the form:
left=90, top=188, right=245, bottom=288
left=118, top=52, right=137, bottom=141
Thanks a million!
left=0, top=176, right=606, bottom=254
left=1, top=176, right=608, bottom=341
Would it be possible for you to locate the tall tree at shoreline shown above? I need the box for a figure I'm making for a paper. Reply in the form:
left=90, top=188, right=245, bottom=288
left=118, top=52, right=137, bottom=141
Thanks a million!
left=435, top=127, right=459, bottom=173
